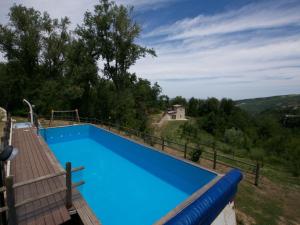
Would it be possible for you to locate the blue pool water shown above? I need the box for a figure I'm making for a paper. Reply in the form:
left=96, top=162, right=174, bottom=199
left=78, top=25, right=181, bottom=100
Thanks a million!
left=41, top=125, right=217, bottom=225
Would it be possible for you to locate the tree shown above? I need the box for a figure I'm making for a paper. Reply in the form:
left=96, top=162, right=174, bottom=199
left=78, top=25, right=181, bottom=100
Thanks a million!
left=224, top=127, right=245, bottom=147
left=180, top=122, right=198, bottom=142
left=220, top=98, right=235, bottom=115
left=0, top=5, right=77, bottom=114
left=187, top=97, right=199, bottom=117
left=0, top=5, right=46, bottom=110
left=76, top=0, right=156, bottom=90
left=170, top=96, right=187, bottom=106
left=158, top=95, right=169, bottom=110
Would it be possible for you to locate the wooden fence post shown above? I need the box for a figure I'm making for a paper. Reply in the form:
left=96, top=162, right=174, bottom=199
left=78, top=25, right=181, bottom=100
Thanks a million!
left=255, top=162, right=260, bottom=186
left=184, top=143, right=187, bottom=159
left=6, top=176, right=17, bottom=225
left=66, top=162, right=72, bottom=208
left=213, top=151, right=217, bottom=169
left=162, top=138, right=165, bottom=151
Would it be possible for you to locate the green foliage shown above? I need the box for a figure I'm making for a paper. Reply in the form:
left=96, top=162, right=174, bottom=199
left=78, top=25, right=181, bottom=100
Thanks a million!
left=158, top=95, right=170, bottom=110
left=286, top=138, right=300, bottom=176
left=179, top=122, right=198, bottom=141
left=170, top=96, right=187, bottom=106
left=189, top=147, right=202, bottom=162
left=236, top=94, right=300, bottom=114
left=173, top=96, right=300, bottom=177
left=0, top=1, right=160, bottom=131
left=249, top=147, right=265, bottom=167
left=224, top=128, right=245, bottom=148
left=76, top=0, right=155, bottom=91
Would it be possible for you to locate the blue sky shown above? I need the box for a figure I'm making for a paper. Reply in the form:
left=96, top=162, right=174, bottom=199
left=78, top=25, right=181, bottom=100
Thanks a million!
left=1, top=0, right=300, bottom=99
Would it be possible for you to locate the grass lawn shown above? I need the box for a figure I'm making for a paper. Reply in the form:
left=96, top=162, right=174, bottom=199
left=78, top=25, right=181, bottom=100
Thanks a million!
left=159, top=120, right=186, bottom=140
left=235, top=166, right=300, bottom=225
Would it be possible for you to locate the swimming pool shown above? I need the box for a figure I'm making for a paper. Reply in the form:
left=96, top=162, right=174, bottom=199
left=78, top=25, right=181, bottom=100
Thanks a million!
left=41, top=125, right=242, bottom=225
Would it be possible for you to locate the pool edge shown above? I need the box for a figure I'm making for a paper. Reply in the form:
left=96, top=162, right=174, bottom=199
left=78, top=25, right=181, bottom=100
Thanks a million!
left=154, top=175, right=222, bottom=225
left=42, top=124, right=242, bottom=225
left=44, top=123, right=220, bottom=176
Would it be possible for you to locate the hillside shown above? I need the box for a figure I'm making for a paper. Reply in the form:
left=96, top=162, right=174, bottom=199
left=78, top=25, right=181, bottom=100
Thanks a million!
left=235, top=94, right=300, bottom=114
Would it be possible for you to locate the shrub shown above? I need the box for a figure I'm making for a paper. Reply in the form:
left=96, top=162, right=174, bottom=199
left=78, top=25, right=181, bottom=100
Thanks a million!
left=189, top=147, right=202, bottom=162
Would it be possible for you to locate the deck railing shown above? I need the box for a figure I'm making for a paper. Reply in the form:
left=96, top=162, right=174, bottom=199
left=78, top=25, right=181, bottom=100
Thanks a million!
left=0, top=116, right=12, bottom=225
left=40, top=116, right=260, bottom=186
left=0, top=162, right=84, bottom=225
left=0, top=116, right=85, bottom=225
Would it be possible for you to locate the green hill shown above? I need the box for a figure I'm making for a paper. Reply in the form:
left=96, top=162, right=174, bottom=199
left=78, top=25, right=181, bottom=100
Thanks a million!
left=235, top=94, right=300, bottom=114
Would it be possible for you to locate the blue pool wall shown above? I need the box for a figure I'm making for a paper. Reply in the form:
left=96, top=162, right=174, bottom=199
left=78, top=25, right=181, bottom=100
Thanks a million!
left=41, top=124, right=217, bottom=195
left=41, top=125, right=243, bottom=225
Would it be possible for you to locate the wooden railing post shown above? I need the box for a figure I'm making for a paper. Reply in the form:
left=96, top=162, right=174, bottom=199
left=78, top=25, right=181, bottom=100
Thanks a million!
left=184, top=143, right=187, bottom=159
left=0, top=162, right=7, bottom=225
left=255, top=162, right=260, bottom=186
left=6, top=176, right=17, bottom=225
left=65, top=162, right=72, bottom=208
left=161, top=138, right=165, bottom=151
left=213, top=151, right=217, bottom=169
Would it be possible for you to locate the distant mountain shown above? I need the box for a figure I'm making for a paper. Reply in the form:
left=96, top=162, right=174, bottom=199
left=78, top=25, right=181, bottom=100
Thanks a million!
left=235, top=94, right=300, bottom=114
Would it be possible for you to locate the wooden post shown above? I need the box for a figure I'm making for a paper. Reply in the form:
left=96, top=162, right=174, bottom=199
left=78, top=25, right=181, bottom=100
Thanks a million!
left=213, top=151, right=217, bottom=169
left=0, top=162, right=7, bottom=224
left=75, top=109, right=80, bottom=123
left=184, top=143, right=187, bottom=159
left=162, top=138, right=165, bottom=151
left=6, top=176, right=17, bottom=225
left=66, top=162, right=72, bottom=208
left=255, top=162, right=260, bottom=186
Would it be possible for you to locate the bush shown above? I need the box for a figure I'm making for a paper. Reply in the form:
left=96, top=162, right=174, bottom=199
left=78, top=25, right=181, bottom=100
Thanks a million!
left=189, top=147, right=202, bottom=162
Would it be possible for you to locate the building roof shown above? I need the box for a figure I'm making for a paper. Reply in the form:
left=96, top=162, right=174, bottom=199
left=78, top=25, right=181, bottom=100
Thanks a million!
left=167, top=110, right=177, bottom=115
left=173, top=104, right=183, bottom=108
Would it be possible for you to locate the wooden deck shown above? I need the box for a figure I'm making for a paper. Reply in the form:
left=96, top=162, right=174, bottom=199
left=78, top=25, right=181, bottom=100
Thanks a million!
left=11, top=127, right=100, bottom=225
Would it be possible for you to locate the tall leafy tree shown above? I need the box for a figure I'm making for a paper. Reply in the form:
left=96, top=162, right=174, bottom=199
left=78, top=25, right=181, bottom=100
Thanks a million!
left=76, top=0, right=156, bottom=90
left=0, top=5, right=47, bottom=110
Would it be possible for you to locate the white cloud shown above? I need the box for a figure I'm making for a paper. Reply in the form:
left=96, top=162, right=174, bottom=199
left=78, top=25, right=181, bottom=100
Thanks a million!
left=0, top=0, right=175, bottom=28
left=145, top=0, right=300, bottom=40
left=132, top=0, right=300, bottom=99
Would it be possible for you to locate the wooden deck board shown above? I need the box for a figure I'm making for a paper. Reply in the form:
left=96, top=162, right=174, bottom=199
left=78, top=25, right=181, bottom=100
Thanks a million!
left=37, top=134, right=101, bottom=225
left=73, top=190, right=101, bottom=225
left=10, top=126, right=101, bottom=225
left=11, top=128, right=70, bottom=225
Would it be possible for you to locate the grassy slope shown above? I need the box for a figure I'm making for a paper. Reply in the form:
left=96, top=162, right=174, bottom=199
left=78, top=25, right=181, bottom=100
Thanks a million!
left=156, top=119, right=300, bottom=225
left=236, top=94, right=300, bottom=114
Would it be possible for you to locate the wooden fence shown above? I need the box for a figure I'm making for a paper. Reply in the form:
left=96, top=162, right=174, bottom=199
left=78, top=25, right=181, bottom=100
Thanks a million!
left=42, top=116, right=260, bottom=186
